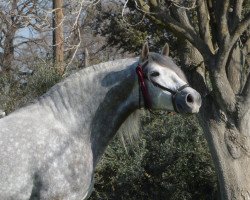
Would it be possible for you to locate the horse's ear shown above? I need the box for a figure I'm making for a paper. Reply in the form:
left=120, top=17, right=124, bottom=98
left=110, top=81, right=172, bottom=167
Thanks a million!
left=140, top=42, right=149, bottom=62
left=162, top=43, right=169, bottom=57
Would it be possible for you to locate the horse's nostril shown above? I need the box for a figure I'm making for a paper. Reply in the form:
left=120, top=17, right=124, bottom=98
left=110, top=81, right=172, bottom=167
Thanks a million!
left=186, top=94, right=194, bottom=104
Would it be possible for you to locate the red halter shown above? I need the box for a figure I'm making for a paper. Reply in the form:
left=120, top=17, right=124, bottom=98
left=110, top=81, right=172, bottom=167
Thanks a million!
left=136, top=63, right=151, bottom=109
left=136, top=61, right=190, bottom=113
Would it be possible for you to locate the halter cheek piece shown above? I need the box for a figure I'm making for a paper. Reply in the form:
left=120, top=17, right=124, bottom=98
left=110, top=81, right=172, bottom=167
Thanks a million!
left=136, top=61, right=190, bottom=113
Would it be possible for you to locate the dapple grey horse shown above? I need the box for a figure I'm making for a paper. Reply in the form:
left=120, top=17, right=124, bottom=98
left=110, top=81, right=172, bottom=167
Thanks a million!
left=0, top=43, right=201, bottom=200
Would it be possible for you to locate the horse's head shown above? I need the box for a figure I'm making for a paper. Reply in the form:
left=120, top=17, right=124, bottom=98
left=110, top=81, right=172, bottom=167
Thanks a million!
left=137, top=43, right=201, bottom=114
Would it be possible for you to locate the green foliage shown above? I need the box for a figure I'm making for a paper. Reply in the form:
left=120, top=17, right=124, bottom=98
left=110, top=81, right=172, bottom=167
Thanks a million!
left=27, top=64, right=61, bottom=97
left=94, top=3, right=177, bottom=55
left=0, top=63, right=61, bottom=114
left=0, top=74, right=24, bottom=113
left=91, top=7, right=218, bottom=198
left=90, top=113, right=218, bottom=200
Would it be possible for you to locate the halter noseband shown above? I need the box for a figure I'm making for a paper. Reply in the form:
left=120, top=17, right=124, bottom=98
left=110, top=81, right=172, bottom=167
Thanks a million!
left=136, top=61, right=190, bottom=113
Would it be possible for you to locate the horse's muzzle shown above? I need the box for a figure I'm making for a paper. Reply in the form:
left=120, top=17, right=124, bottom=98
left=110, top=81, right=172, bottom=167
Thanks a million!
left=174, top=90, right=202, bottom=113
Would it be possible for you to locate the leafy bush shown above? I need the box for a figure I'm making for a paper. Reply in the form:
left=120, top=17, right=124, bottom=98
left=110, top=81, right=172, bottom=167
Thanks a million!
left=0, top=64, right=61, bottom=114
left=90, top=113, right=218, bottom=200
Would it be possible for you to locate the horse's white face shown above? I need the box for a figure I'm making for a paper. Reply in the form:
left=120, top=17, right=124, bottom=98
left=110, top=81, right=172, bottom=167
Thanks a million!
left=140, top=43, right=202, bottom=113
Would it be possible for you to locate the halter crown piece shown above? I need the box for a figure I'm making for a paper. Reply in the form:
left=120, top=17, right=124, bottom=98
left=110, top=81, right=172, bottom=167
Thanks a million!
left=136, top=61, right=190, bottom=113
left=136, top=63, right=151, bottom=109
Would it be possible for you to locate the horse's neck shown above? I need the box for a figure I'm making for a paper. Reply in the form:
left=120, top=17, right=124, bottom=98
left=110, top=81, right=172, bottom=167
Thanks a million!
left=40, top=59, right=139, bottom=164
left=90, top=66, right=140, bottom=165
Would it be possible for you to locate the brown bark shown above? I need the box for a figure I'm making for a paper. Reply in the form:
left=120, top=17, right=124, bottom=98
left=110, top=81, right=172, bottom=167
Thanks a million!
left=196, top=0, right=214, bottom=53
left=53, top=0, right=64, bottom=76
left=0, top=0, right=47, bottom=74
left=178, top=38, right=250, bottom=200
left=2, top=28, right=16, bottom=73
left=226, top=43, right=243, bottom=94
left=134, top=0, right=250, bottom=198
left=200, top=107, right=250, bottom=200
left=84, top=48, right=89, bottom=68
left=0, top=0, right=18, bottom=73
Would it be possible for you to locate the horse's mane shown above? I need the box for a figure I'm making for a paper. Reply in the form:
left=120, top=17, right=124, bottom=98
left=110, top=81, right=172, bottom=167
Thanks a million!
left=41, top=57, right=143, bottom=147
left=87, top=58, right=143, bottom=145
left=117, top=109, right=144, bottom=146
left=39, top=57, right=138, bottom=105
left=75, top=57, right=138, bottom=77
left=43, top=57, right=142, bottom=144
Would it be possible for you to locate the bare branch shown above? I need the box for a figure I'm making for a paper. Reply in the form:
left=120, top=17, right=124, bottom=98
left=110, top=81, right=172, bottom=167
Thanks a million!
left=64, top=28, right=82, bottom=72
left=84, top=48, right=89, bottom=68
left=210, top=11, right=250, bottom=99
left=135, top=0, right=150, bottom=13
left=209, top=50, right=237, bottom=113
left=206, top=0, right=220, bottom=47
left=210, top=68, right=237, bottom=113
left=242, top=37, right=250, bottom=54
left=230, top=0, right=244, bottom=31
left=122, top=0, right=146, bottom=26
left=13, top=38, right=44, bottom=48
left=170, top=6, right=195, bottom=33
left=226, top=43, right=243, bottom=94
left=241, top=31, right=250, bottom=97
left=217, top=0, right=230, bottom=43
left=170, top=0, right=197, bottom=10
left=243, top=36, right=250, bottom=65
left=196, top=0, right=214, bottom=52
left=134, top=0, right=212, bottom=62
left=0, top=10, right=12, bottom=26
left=241, top=72, right=250, bottom=107
left=157, top=13, right=213, bottom=61
left=231, top=12, right=250, bottom=48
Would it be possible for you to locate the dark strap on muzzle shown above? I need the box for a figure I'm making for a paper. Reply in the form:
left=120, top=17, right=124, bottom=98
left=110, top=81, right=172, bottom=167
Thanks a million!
left=150, top=79, right=189, bottom=96
left=150, top=79, right=189, bottom=113
left=136, top=62, right=190, bottom=113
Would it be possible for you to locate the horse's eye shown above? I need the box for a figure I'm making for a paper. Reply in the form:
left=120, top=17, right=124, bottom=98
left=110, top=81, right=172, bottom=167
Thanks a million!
left=150, top=71, right=160, bottom=77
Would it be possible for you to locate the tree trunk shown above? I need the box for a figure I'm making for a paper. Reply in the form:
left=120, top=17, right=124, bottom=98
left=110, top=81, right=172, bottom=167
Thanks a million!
left=2, top=29, right=16, bottom=73
left=114, top=0, right=250, bottom=197
left=200, top=97, right=250, bottom=200
left=53, top=0, right=64, bottom=76
left=1, top=0, right=18, bottom=74
left=179, top=40, right=250, bottom=200
left=226, top=44, right=242, bottom=93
